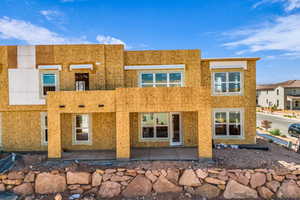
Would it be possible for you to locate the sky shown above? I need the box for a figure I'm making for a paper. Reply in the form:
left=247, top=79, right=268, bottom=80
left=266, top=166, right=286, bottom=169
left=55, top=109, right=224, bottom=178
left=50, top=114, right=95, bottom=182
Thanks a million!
left=0, top=0, right=300, bottom=84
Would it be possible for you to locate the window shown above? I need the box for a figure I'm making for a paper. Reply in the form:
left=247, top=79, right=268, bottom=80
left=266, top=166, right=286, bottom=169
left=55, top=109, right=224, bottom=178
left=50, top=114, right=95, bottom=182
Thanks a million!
left=214, top=109, right=243, bottom=138
left=277, top=89, right=279, bottom=95
left=73, top=114, right=91, bottom=145
left=140, top=72, right=183, bottom=87
left=296, top=101, right=299, bottom=107
left=293, top=90, right=297, bottom=95
left=213, top=72, right=242, bottom=95
left=141, top=113, right=169, bottom=140
left=277, top=100, right=279, bottom=107
left=40, top=72, right=58, bottom=96
left=40, top=112, right=48, bottom=145
left=75, top=73, right=89, bottom=91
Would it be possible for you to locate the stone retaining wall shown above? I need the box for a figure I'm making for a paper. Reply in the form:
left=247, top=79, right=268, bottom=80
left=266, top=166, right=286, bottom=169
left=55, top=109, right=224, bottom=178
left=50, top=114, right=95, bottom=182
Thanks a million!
left=2, top=167, right=300, bottom=199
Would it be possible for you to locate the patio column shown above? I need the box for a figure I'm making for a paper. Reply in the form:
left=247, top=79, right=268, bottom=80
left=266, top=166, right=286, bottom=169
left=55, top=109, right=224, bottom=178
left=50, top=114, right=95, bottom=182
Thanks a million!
left=116, top=111, right=130, bottom=160
left=291, top=100, right=293, bottom=110
left=198, top=108, right=212, bottom=160
left=48, top=111, right=62, bottom=159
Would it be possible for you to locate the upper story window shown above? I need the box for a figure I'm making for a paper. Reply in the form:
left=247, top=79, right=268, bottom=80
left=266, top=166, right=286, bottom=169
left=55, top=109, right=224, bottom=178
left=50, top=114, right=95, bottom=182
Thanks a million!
left=40, top=72, right=58, bottom=96
left=213, top=72, right=242, bottom=95
left=139, top=71, right=183, bottom=88
left=213, top=108, right=243, bottom=138
left=277, top=89, right=279, bottom=95
left=75, top=73, right=89, bottom=91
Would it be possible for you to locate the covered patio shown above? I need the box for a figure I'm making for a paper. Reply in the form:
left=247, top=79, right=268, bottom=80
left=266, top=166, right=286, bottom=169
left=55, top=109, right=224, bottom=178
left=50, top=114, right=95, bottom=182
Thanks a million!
left=61, top=147, right=198, bottom=161
left=287, top=96, right=300, bottom=110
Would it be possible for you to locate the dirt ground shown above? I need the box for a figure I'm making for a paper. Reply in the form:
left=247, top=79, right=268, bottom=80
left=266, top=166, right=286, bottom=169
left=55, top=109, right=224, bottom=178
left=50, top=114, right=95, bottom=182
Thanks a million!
left=8, top=137, right=300, bottom=172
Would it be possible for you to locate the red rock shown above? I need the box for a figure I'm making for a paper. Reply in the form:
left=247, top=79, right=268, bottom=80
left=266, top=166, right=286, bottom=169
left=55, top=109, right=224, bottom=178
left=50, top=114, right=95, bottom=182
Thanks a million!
left=110, top=175, right=131, bottom=182
left=8, top=171, right=24, bottom=180
left=273, top=174, right=285, bottom=182
left=194, top=184, right=220, bottom=198
left=224, top=180, right=258, bottom=199
left=277, top=180, right=300, bottom=198
left=266, top=181, right=280, bottom=192
left=236, top=174, right=249, bottom=186
left=122, top=175, right=152, bottom=197
left=145, top=170, right=157, bottom=183
left=166, top=168, right=180, bottom=184
left=67, top=172, right=91, bottom=185
left=179, top=169, right=201, bottom=187
left=250, top=173, right=266, bottom=188
left=91, top=172, right=102, bottom=187
left=0, top=183, right=5, bottom=191
left=24, top=172, right=35, bottom=183
left=35, top=172, right=66, bottom=194
left=153, top=175, right=182, bottom=193
left=205, top=177, right=225, bottom=185
left=195, top=169, right=208, bottom=179
left=98, top=181, right=121, bottom=198
left=13, top=183, right=33, bottom=195
left=258, top=186, right=274, bottom=199
left=105, top=169, right=116, bottom=174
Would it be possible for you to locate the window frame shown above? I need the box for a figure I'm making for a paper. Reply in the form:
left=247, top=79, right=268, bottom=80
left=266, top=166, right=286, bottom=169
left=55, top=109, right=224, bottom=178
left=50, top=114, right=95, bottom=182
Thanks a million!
left=140, top=113, right=170, bottom=141
left=40, top=112, right=48, bottom=145
left=72, top=114, right=92, bottom=145
left=212, top=71, right=243, bottom=96
left=213, top=108, right=244, bottom=139
left=138, top=71, right=184, bottom=88
left=75, top=73, right=90, bottom=91
left=39, top=70, right=59, bottom=98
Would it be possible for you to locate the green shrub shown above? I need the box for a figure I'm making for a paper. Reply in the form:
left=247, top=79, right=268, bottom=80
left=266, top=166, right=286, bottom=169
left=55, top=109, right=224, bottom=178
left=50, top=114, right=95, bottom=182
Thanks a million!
left=269, top=129, right=281, bottom=136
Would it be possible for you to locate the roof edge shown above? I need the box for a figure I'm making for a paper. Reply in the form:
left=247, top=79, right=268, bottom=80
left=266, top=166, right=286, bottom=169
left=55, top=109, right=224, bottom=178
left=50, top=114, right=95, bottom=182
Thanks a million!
left=202, top=57, right=260, bottom=61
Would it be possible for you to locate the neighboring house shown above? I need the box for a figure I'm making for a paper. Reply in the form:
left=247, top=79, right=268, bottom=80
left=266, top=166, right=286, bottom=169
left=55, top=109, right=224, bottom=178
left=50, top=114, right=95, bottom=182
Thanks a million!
left=257, top=80, right=300, bottom=110
left=0, top=44, right=259, bottom=160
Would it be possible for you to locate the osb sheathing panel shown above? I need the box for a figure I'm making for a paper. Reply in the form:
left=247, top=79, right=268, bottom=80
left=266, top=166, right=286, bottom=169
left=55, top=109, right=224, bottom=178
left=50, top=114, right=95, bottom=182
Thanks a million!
left=7, top=46, right=17, bottom=68
left=47, top=90, right=116, bottom=113
left=116, top=87, right=211, bottom=113
left=124, top=50, right=201, bottom=88
left=61, top=113, right=116, bottom=150
left=2, top=111, right=46, bottom=151
left=201, top=60, right=257, bottom=144
left=130, top=112, right=198, bottom=148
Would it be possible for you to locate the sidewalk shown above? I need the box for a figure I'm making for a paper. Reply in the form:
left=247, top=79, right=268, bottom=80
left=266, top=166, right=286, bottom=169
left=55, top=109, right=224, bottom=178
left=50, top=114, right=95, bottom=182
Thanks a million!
left=257, top=111, right=300, bottom=122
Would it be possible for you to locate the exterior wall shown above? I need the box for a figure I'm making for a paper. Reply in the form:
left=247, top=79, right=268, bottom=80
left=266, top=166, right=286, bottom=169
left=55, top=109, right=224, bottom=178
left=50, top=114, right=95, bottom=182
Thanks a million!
left=257, top=87, right=285, bottom=109
left=130, top=112, right=198, bottom=148
left=201, top=60, right=257, bottom=144
left=61, top=113, right=116, bottom=151
left=2, top=111, right=46, bottom=151
left=0, top=44, right=258, bottom=158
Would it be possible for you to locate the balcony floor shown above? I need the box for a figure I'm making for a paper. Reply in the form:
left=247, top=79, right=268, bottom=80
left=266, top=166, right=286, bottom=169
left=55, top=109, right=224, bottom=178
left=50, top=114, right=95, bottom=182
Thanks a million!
left=62, top=147, right=198, bottom=161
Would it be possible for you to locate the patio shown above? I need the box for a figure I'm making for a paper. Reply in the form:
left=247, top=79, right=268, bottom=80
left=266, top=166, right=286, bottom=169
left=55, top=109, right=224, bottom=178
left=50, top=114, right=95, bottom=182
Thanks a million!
left=62, top=147, right=198, bottom=161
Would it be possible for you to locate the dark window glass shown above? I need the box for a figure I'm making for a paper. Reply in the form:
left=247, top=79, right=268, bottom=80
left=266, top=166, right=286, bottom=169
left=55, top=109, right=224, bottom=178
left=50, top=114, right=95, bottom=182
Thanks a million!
left=215, top=124, right=227, bottom=136
left=142, top=127, right=154, bottom=138
left=156, top=126, right=168, bottom=138
left=43, top=86, right=56, bottom=95
left=75, top=73, right=89, bottom=91
left=45, top=129, right=48, bottom=142
left=229, top=124, right=241, bottom=135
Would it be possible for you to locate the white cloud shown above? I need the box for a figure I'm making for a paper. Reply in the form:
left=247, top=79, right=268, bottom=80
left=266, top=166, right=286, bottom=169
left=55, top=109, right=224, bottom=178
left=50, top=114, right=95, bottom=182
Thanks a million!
left=96, top=35, right=128, bottom=48
left=253, top=0, right=300, bottom=11
left=40, top=10, right=64, bottom=22
left=224, top=14, right=300, bottom=57
left=0, top=16, right=89, bottom=44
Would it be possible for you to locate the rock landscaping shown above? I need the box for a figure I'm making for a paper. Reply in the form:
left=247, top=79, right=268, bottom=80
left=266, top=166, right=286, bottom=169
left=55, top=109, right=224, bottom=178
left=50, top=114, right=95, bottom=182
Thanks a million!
left=1, top=167, right=300, bottom=199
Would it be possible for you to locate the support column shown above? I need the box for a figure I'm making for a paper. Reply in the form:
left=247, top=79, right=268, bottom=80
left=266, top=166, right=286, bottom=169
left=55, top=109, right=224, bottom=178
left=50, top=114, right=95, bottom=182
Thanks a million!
left=291, top=100, right=294, bottom=110
left=48, top=111, right=62, bottom=159
left=116, top=111, right=130, bottom=160
left=198, top=108, right=212, bottom=160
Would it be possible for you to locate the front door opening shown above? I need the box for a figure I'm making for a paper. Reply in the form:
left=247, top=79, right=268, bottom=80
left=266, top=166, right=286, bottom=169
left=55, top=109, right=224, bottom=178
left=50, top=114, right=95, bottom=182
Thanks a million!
left=170, top=113, right=182, bottom=146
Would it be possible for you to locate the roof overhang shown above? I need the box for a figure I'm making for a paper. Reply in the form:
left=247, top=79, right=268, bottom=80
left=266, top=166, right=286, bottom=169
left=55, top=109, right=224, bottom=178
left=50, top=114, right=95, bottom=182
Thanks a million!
left=124, top=64, right=185, bottom=70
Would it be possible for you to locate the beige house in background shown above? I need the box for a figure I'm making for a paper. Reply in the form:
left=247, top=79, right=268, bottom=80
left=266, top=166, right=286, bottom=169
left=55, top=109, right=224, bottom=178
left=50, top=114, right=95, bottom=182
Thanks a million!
left=256, top=80, right=300, bottom=110
left=0, top=44, right=258, bottom=160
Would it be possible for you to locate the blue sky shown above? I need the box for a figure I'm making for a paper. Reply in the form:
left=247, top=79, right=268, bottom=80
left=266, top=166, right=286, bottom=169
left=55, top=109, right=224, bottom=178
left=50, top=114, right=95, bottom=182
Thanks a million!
left=0, top=0, right=300, bottom=84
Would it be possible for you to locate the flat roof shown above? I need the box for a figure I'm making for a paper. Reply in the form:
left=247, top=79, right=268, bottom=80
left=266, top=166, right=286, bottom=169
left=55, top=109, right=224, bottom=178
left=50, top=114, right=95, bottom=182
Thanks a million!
left=202, top=57, right=260, bottom=61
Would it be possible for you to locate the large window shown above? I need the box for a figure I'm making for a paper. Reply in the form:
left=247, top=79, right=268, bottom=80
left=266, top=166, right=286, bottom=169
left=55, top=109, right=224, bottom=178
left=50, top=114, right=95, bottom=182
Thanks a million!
left=73, top=114, right=91, bottom=145
left=75, top=73, right=89, bottom=91
left=214, top=109, right=243, bottom=138
left=40, top=112, right=48, bottom=145
left=213, top=72, right=242, bottom=95
left=141, top=113, right=169, bottom=140
left=140, top=72, right=183, bottom=87
left=41, top=72, right=58, bottom=96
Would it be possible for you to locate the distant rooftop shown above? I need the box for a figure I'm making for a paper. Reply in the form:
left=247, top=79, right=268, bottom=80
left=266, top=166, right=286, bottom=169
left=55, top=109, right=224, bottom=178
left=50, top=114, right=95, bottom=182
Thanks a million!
left=257, top=80, right=300, bottom=90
